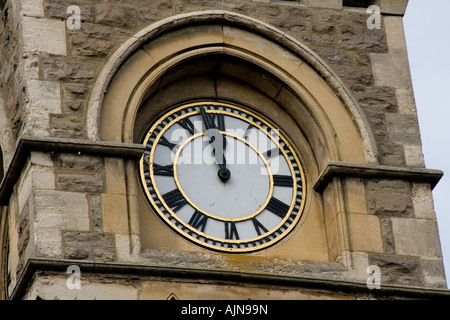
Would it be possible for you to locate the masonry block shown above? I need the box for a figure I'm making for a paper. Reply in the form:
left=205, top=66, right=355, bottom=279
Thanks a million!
left=366, top=180, right=413, bottom=216
left=391, top=218, right=443, bottom=258
left=21, top=17, right=66, bottom=55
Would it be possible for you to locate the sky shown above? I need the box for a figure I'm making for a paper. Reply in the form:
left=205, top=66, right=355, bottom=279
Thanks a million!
left=403, top=1, right=450, bottom=286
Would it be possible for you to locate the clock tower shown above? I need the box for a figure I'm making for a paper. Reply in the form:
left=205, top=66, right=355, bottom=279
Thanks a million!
left=1, top=0, right=449, bottom=300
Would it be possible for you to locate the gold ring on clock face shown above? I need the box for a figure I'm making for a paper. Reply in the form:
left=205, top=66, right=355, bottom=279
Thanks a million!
left=140, top=102, right=306, bottom=253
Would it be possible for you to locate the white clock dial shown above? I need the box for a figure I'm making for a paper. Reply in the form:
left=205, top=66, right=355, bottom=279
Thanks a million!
left=140, top=102, right=306, bottom=252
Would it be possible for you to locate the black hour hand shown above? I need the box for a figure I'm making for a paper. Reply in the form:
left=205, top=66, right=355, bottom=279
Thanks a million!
left=200, top=107, right=230, bottom=181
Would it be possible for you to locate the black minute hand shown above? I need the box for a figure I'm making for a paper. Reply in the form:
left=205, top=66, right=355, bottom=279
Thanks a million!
left=200, top=107, right=231, bottom=182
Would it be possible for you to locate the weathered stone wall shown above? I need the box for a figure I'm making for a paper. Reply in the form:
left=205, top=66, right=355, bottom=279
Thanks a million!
left=0, top=0, right=447, bottom=299
left=0, top=1, right=21, bottom=151
left=2, top=0, right=418, bottom=165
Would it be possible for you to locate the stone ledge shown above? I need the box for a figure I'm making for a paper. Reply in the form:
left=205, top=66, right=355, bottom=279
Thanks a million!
left=10, top=258, right=450, bottom=300
left=314, top=161, right=443, bottom=193
left=0, top=137, right=145, bottom=206
left=256, top=1, right=408, bottom=15
left=373, top=0, right=409, bottom=16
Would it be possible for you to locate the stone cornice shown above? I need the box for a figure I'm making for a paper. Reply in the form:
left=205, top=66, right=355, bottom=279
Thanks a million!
left=314, top=161, right=443, bottom=193
left=0, top=140, right=443, bottom=205
left=10, top=258, right=450, bottom=300
left=0, top=137, right=145, bottom=206
left=372, top=0, right=409, bottom=16
left=255, top=1, right=408, bottom=16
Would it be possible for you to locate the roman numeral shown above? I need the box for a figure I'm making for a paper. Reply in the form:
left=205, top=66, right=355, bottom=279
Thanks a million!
left=215, top=113, right=225, bottom=132
left=162, top=189, right=187, bottom=212
left=252, top=218, right=268, bottom=236
left=188, top=210, right=208, bottom=233
left=262, top=147, right=280, bottom=159
left=225, top=221, right=240, bottom=240
left=200, top=107, right=218, bottom=131
left=153, top=163, right=174, bottom=176
left=243, top=124, right=257, bottom=141
left=200, top=108, right=227, bottom=131
left=159, top=135, right=177, bottom=150
left=273, top=175, right=293, bottom=187
left=177, top=117, right=196, bottom=135
left=266, top=197, right=291, bottom=218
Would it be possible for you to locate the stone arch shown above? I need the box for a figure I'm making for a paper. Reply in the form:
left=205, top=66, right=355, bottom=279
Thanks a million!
left=87, top=10, right=378, bottom=167
left=88, top=10, right=380, bottom=264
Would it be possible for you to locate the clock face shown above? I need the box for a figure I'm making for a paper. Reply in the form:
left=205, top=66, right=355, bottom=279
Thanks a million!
left=140, top=102, right=306, bottom=253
